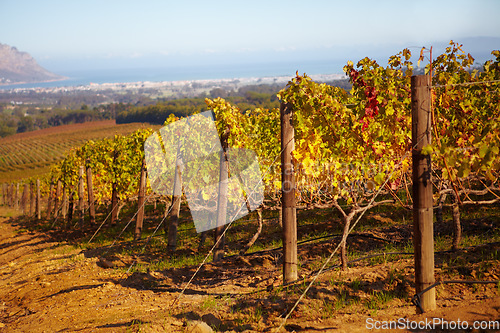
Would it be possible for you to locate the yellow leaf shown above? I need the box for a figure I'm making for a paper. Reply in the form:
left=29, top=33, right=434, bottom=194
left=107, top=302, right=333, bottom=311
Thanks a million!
left=293, top=150, right=303, bottom=160
left=303, top=155, right=313, bottom=166
left=202, top=191, right=210, bottom=200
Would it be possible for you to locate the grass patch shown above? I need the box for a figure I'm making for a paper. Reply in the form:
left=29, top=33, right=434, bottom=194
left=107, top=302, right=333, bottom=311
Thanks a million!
left=199, top=296, right=221, bottom=312
left=364, top=290, right=395, bottom=310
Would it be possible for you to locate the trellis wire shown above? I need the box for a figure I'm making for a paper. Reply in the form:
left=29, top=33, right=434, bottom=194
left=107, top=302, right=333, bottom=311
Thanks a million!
left=431, top=78, right=500, bottom=88
left=122, top=129, right=226, bottom=275
left=170, top=136, right=292, bottom=307
left=275, top=135, right=426, bottom=332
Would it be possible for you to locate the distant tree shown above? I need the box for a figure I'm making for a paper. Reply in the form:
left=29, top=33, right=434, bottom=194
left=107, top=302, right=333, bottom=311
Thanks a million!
left=13, top=108, right=24, bottom=118
left=0, top=115, right=17, bottom=137
left=48, top=114, right=63, bottom=126
left=33, top=115, right=48, bottom=130
left=0, top=125, right=16, bottom=137
left=209, top=88, right=229, bottom=98
left=17, top=116, right=34, bottom=133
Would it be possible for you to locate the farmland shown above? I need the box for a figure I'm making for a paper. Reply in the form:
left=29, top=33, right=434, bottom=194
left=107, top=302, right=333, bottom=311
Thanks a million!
left=0, top=43, right=499, bottom=332
left=0, top=120, right=159, bottom=182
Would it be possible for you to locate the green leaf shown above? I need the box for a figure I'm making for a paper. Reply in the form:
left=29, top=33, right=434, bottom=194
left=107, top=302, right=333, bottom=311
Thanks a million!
left=478, top=144, right=489, bottom=158
left=374, top=172, right=385, bottom=185
left=421, top=144, right=434, bottom=156
left=457, top=162, right=470, bottom=179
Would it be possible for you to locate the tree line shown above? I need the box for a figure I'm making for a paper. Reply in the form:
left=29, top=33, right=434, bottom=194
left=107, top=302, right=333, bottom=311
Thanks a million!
left=0, top=106, right=113, bottom=137
left=0, top=80, right=351, bottom=138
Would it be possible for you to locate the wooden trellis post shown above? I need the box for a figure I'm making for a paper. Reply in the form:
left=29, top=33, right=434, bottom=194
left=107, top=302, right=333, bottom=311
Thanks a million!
left=14, top=183, right=19, bottom=210
left=36, top=179, right=41, bottom=220
left=54, top=180, right=62, bottom=218
left=2, top=183, right=6, bottom=206
left=67, top=192, right=74, bottom=228
left=214, top=135, right=229, bottom=262
left=411, top=75, right=436, bottom=313
left=30, top=182, right=34, bottom=216
left=167, top=159, right=183, bottom=251
left=86, top=162, right=96, bottom=225
left=22, top=184, right=28, bottom=214
left=10, top=183, right=14, bottom=207
left=135, top=158, right=147, bottom=240
left=110, top=149, right=119, bottom=225
left=281, top=102, right=297, bottom=284
left=78, top=166, right=85, bottom=226
left=47, top=182, right=55, bottom=219
left=61, top=185, right=68, bottom=219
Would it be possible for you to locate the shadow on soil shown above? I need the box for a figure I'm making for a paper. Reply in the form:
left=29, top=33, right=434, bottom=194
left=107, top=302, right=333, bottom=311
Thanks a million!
left=2, top=202, right=500, bottom=331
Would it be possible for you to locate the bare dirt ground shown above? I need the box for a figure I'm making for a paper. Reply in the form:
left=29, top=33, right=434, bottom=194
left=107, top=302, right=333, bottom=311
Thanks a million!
left=1, top=208, right=499, bottom=332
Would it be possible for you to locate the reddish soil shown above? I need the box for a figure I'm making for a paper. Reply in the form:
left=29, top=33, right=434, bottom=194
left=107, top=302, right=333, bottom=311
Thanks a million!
left=0, top=209, right=499, bottom=332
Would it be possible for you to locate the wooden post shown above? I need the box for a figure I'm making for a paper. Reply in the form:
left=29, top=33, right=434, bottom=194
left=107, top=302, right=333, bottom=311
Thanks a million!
left=67, top=191, right=74, bottom=229
left=1, top=183, right=5, bottom=206
left=135, top=158, right=147, bottom=240
left=6, top=183, right=10, bottom=206
left=281, top=102, right=297, bottom=283
left=110, top=149, right=119, bottom=225
left=451, top=192, right=461, bottom=251
left=198, top=231, right=208, bottom=251
left=86, top=162, right=96, bottom=225
left=36, top=179, right=41, bottom=220
left=110, top=183, right=119, bottom=224
left=411, top=75, right=436, bottom=313
left=54, top=180, right=62, bottom=218
left=22, top=184, right=28, bottom=214
left=167, top=158, right=182, bottom=251
left=9, top=183, right=14, bottom=207
left=14, top=183, right=19, bottom=210
left=61, top=185, right=68, bottom=219
left=78, top=166, right=85, bottom=226
left=30, top=182, right=34, bottom=216
left=5, top=184, right=8, bottom=207
left=214, top=133, right=229, bottom=262
left=46, top=182, right=54, bottom=219
left=4, top=184, right=7, bottom=207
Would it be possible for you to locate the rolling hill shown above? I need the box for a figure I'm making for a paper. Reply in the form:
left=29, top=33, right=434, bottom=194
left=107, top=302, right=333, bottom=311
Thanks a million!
left=0, top=43, right=65, bottom=85
left=0, top=120, right=159, bottom=182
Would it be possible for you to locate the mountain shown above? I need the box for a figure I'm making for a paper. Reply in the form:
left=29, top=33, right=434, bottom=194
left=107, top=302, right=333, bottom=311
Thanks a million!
left=0, top=43, right=65, bottom=85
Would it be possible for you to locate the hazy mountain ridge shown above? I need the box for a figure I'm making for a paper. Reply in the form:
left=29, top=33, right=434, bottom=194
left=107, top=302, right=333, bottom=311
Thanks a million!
left=0, top=43, right=65, bottom=85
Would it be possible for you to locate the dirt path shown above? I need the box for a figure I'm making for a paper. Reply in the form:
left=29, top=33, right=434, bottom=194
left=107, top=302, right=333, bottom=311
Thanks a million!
left=0, top=212, right=499, bottom=332
left=0, top=215, right=185, bottom=332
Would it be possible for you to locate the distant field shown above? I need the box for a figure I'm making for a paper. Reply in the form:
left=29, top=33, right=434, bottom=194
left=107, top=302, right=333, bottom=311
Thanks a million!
left=0, top=120, right=159, bottom=182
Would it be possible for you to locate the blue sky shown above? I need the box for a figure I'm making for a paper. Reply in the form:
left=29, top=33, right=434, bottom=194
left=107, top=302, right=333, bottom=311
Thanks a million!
left=1, top=0, right=499, bottom=74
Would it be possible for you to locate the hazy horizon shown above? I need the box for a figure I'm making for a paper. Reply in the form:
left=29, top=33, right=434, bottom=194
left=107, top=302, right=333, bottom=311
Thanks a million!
left=38, top=36, right=500, bottom=74
left=1, top=36, right=498, bottom=91
left=1, top=0, right=499, bottom=79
